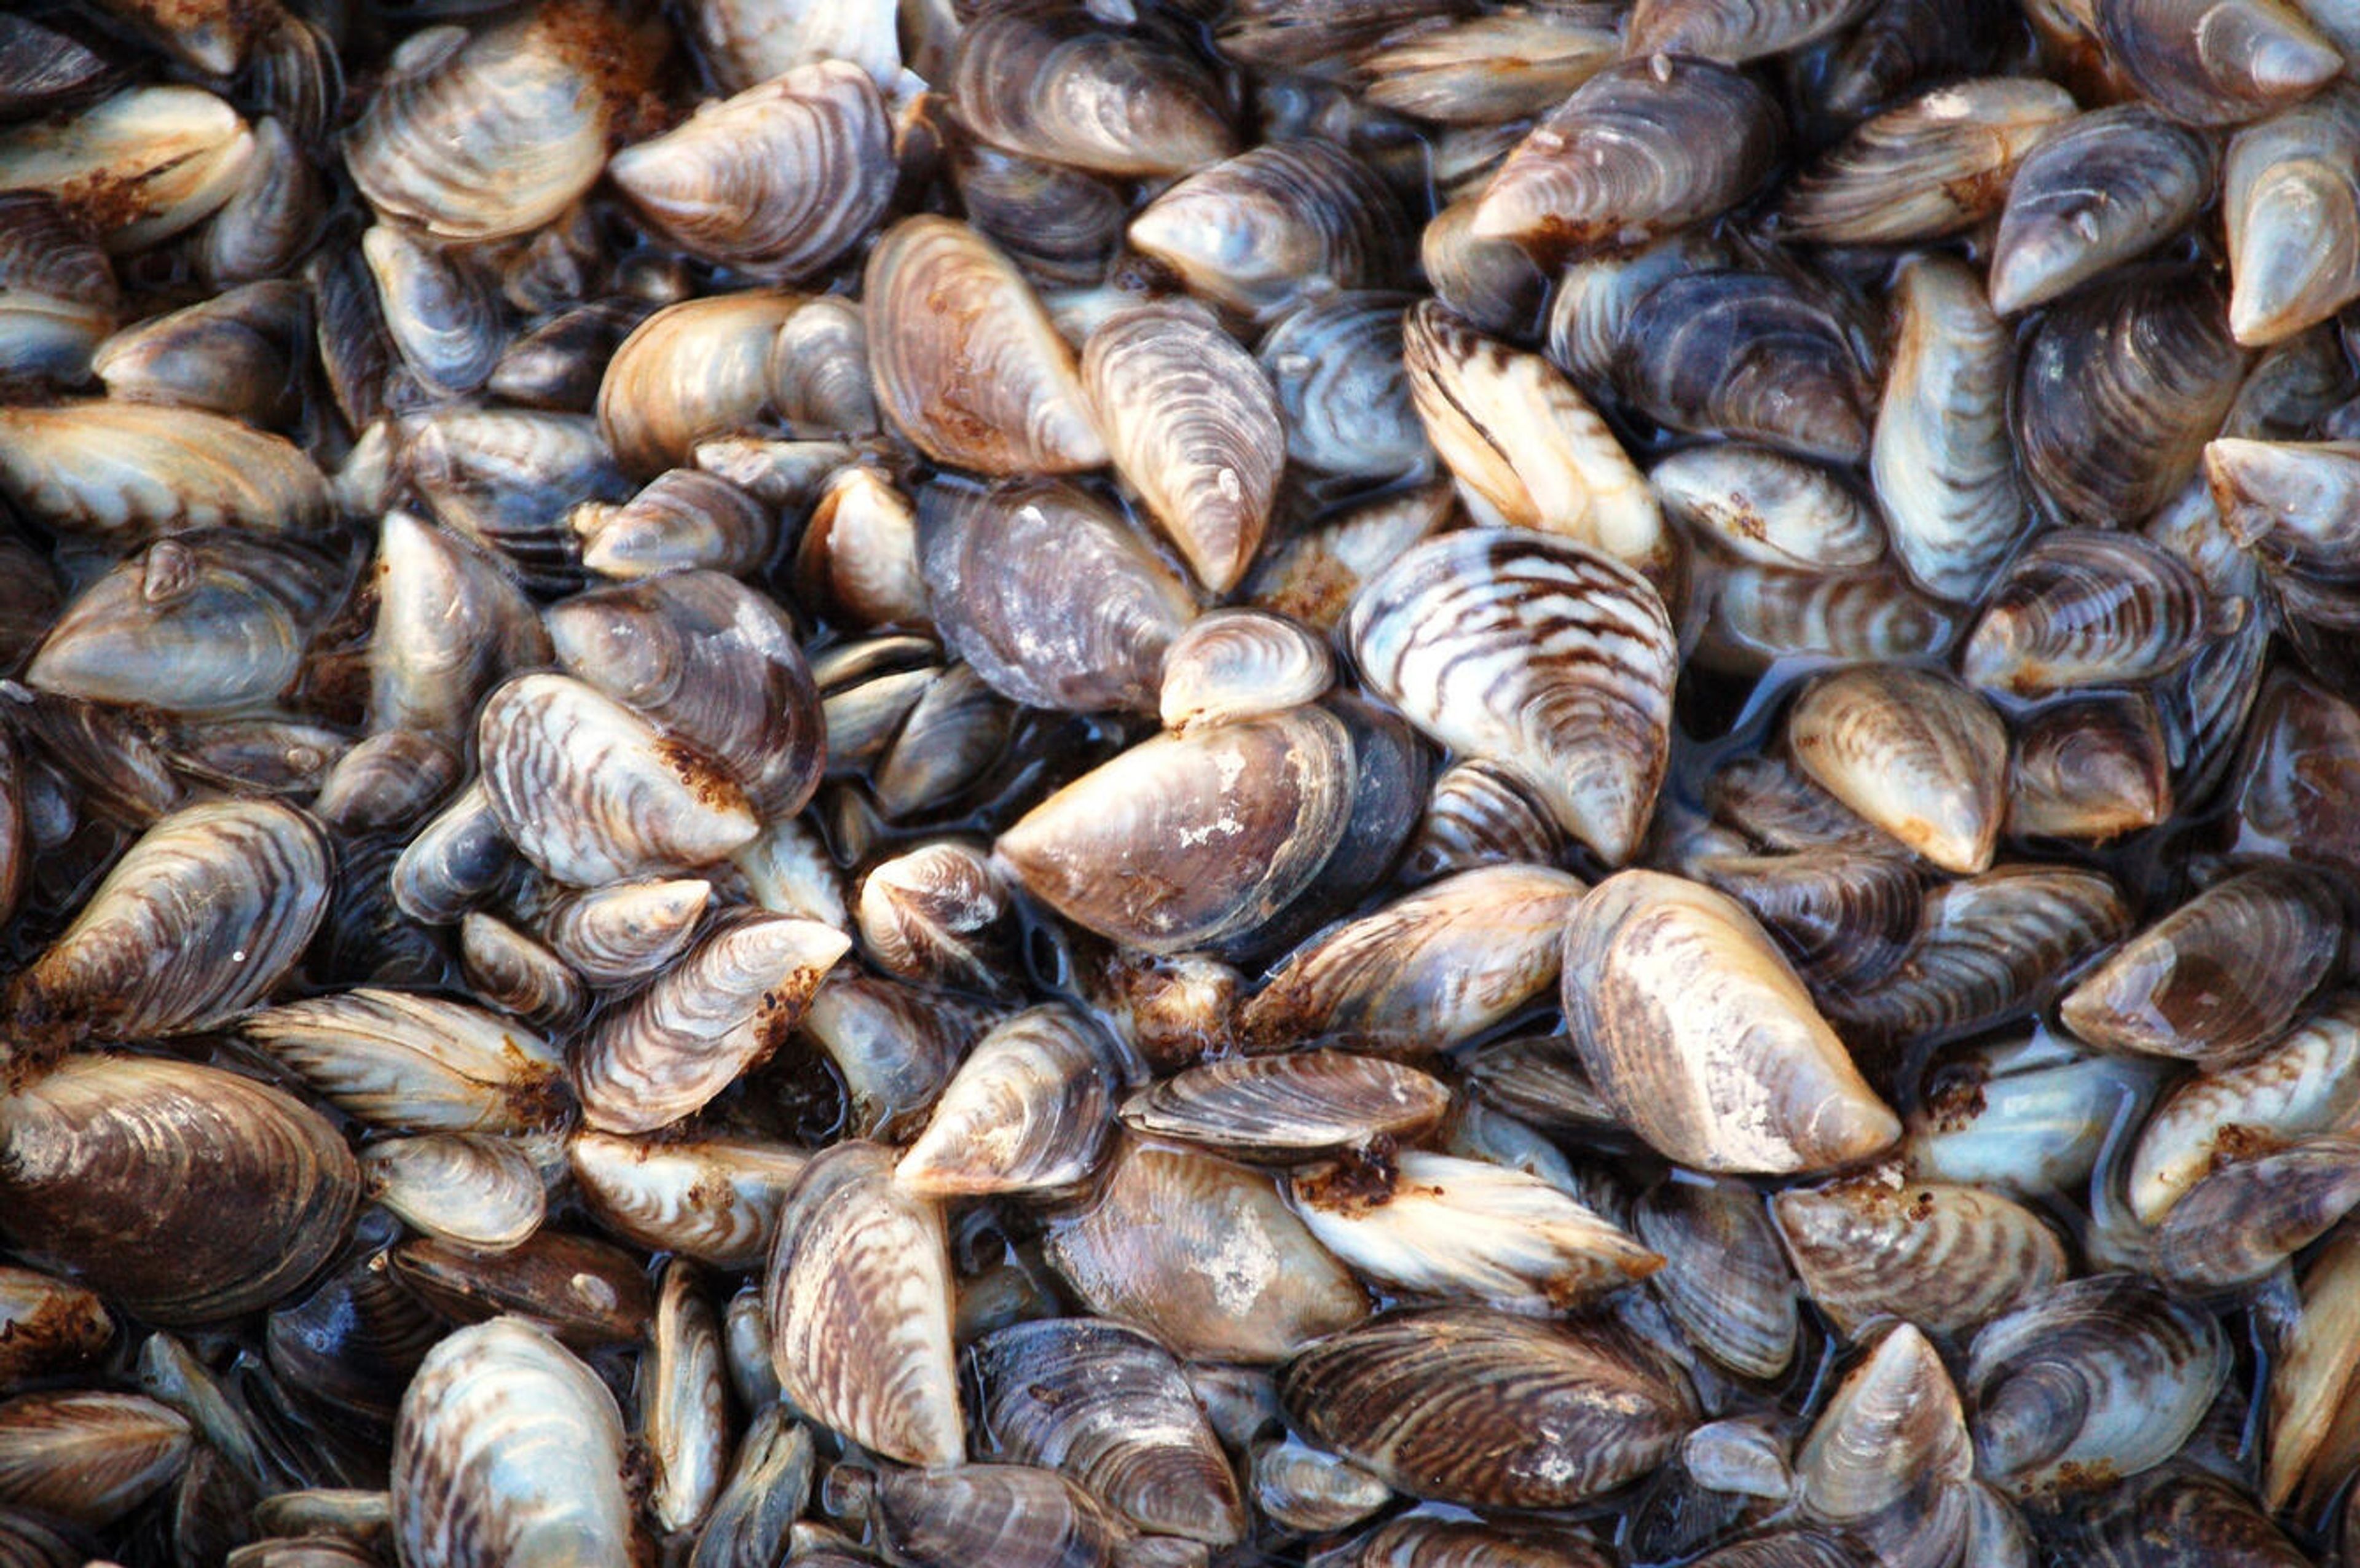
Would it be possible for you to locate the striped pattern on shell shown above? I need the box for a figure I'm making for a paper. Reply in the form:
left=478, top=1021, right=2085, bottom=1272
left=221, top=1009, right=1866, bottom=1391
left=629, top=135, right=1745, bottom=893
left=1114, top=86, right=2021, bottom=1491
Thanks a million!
left=972, top=1317, right=1247, bottom=1544
left=0, top=1056, right=358, bottom=1327
left=950, top=4, right=1234, bottom=176
left=1348, top=528, right=1674, bottom=866
left=608, top=61, right=892, bottom=282
left=1084, top=300, right=1284, bottom=594
left=1471, top=57, right=1780, bottom=265
left=11, top=798, right=328, bottom=1044
left=763, top=1141, right=963, bottom=1468
left=391, top=1317, right=635, bottom=1568
left=1119, top=1049, right=1451, bottom=1159
left=475, top=672, right=758, bottom=887
left=572, top=908, right=849, bottom=1135
left=1128, top=139, right=1410, bottom=317
left=1278, top=1306, right=1697, bottom=1508
left=865, top=216, right=1106, bottom=475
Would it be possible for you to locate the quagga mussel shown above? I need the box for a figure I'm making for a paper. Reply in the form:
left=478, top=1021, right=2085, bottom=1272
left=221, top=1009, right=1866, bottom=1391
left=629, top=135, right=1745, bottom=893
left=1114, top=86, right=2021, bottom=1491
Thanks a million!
left=0, top=0, right=2356, bottom=1562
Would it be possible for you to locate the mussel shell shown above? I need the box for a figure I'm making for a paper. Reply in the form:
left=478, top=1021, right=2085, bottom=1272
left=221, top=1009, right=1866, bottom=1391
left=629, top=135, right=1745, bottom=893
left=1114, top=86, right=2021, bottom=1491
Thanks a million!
left=1289, top=1149, right=1663, bottom=1314
left=951, top=5, right=1233, bottom=176
left=596, top=291, right=801, bottom=479
left=871, top=1463, right=1128, bottom=1568
left=1044, top=1138, right=1369, bottom=1362
left=950, top=141, right=1127, bottom=288
left=1989, top=105, right=2216, bottom=315
left=972, top=1318, right=1245, bottom=1544
left=1774, top=1174, right=2069, bottom=1338
left=2094, top=0, right=2342, bottom=127
left=0, top=84, right=251, bottom=251
left=1349, top=529, right=1674, bottom=865
left=994, top=706, right=1354, bottom=954
left=476, top=672, right=759, bottom=886
left=893, top=1005, right=1125, bottom=1197
left=1560, top=869, right=1899, bottom=1174
left=0, top=1390, right=191, bottom=1526
left=2151, top=1134, right=2360, bottom=1289
left=2222, top=83, right=2360, bottom=347
left=0, top=1056, right=358, bottom=1326
left=243, top=986, right=571, bottom=1135
left=345, top=7, right=653, bottom=241
left=1872, top=253, right=2030, bottom=603
left=1964, top=1274, right=2230, bottom=1497
left=391, top=1317, right=635, bottom=1568
left=1239, top=863, right=1586, bottom=1054
left=1619, top=269, right=1876, bottom=465
left=1119, top=1051, right=1449, bottom=1161
left=1785, top=665, right=2007, bottom=874
left=570, top=1131, right=806, bottom=1269
left=1084, top=300, right=1284, bottom=594
left=2014, top=269, right=2250, bottom=527
left=1653, top=444, right=1884, bottom=572
left=573, top=909, right=849, bottom=1135
left=1961, top=528, right=2226, bottom=695
left=1401, top=302, right=1672, bottom=589
left=1694, top=849, right=1922, bottom=996
left=765, top=1141, right=962, bottom=1467
left=1776, top=79, right=2075, bottom=245
left=11, top=797, right=328, bottom=1047
left=1279, top=1307, right=1697, bottom=1509
left=1634, top=1176, right=1798, bottom=1381
left=1831, top=863, right=2132, bottom=1051
left=0, top=400, right=329, bottom=541
left=916, top=477, right=1193, bottom=716
left=1127, top=139, right=1410, bottom=317
left=2061, top=863, right=2342, bottom=1062
left=2007, top=692, right=2174, bottom=841
left=547, top=570, right=825, bottom=821
left=612, top=61, right=891, bottom=281
left=867, top=215, right=1107, bottom=474
left=1469, top=56, right=1781, bottom=265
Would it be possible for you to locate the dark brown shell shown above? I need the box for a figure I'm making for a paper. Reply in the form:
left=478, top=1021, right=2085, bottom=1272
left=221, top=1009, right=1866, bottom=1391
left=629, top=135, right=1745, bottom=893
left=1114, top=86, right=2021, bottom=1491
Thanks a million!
left=1619, top=270, right=1877, bottom=465
left=1278, top=1307, right=1697, bottom=1509
left=0, top=1056, right=357, bottom=1327
left=1119, top=1050, right=1450, bottom=1160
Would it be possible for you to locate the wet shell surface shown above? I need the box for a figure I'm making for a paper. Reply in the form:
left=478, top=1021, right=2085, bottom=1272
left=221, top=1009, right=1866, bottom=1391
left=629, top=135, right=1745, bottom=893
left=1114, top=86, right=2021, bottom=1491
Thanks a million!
left=1350, top=530, right=1674, bottom=865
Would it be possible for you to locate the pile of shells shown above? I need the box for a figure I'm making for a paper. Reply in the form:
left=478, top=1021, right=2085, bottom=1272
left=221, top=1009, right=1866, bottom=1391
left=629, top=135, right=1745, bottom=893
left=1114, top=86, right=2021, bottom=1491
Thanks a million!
left=6, top=0, right=2360, bottom=1562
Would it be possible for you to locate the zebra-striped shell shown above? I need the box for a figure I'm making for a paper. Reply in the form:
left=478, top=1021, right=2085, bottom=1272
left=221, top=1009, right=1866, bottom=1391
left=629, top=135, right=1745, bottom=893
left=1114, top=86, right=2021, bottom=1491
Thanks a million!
left=1989, top=106, right=2216, bottom=315
left=1278, top=1307, right=1697, bottom=1508
left=1774, top=1175, right=2070, bottom=1338
left=1785, top=665, right=2008, bottom=874
left=1562, top=870, right=1901, bottom=1175
left=10, top=798, right=328, bottom=1046
left=1084, top=300, right=1284, bottom=594
left=1257, top=292, right=1427, bottom=479
left=867, top=216, right=1107, bottom=474
left=1401, top=301, right=1674, bottom=592
left=1471, top=57, right=1780, bottom=265
left=346, top=7, right=651, bottom=242
left=1776, top=78, right=2075, bottom=245
left=476, top=672, right=759, bottom=887
left=597, top=292, right=800, bottom=479
left=608, top=61, right=892, bottom=282
left=1128, top=139, right=1410, bottom=318
left=972, top=1317, right=1246, bottom=1543
left=0, top=400, right=329, bottom=540
left=1348, top=528, right=1675, bottom=866
left=1119, top=1051, right=1451, bottom=1159
left=950, top=4, right=1233, bottom=175
left=572, top=909, right=850, bottom=1135
left=1961, top=528, right=2224, bottom=696
left=1873, top=253, right=2030, bottom=603
left=391, top=1317, right=636, bottom=1568
left=764, top=1141, right=962, bottom=1467
left=994, top=707, right=1356, bottom=953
